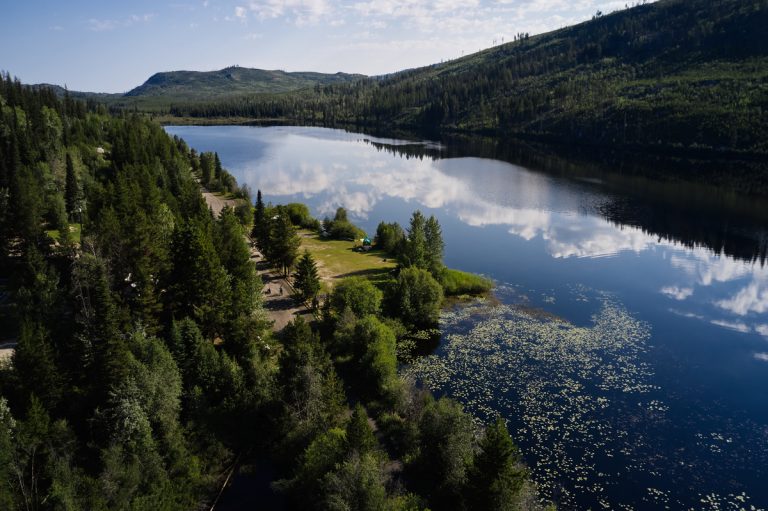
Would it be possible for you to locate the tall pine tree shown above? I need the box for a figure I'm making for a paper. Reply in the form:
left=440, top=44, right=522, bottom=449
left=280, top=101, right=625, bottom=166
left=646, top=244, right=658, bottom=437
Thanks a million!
left=466, top=417, right=527, bottom=509
left=424, top=215, right=444, bottom=278
left=65, top=152, right=78, bottom=219
left=251, top=189, right=269, bottom=249
left=398, top=210, right=427, bottom=269
left=293, top=250, right=320, bottom=304
left=214, top=152, right=222, bottom=180
left=269, top=213, right=300, bottom=276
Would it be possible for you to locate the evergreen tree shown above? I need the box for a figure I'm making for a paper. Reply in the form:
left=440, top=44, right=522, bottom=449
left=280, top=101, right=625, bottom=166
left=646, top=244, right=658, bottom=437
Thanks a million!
left=12, top=321, right=62, bottom=409
left=214, top=152, right=222, bottom=180
left=466, top=417, right=527, bottom=510
left=13, top=396, right=52, bottom=511
left=65, top=152, right=78, bottom=218
left=410, top=396, right=474, bottom=509
left=0, top=187, right=9, bottom=268
left=398, top=211, right=427, bottom=269
left=168, top=222, right=231, bottom=339
left=216, top=208, right=258, bottom=318
left=0, top=398, right=14, bottom=510
left=268, top=213, right=300, bottom=276
left=375, top=221, right=404, bottom=254
left=334, top=207, right=348, bottom=223
left=71, top=254, right=132, bottom=411
left=251, top=189, right=269, bottom=249
left=334, top=315, right=399, bottom=402
left=346, top=404, right=377, bottom=455
left=200, top=152, right=213, bottom=186
left=294, top=250, right=321, bottom=304
left=276, top=427, right=347, bottom=506
left=323, top=452, right=388, bottom=511
left=278, top=318, right=346, bottom=454
left=424, top=215, right=445, bottom=278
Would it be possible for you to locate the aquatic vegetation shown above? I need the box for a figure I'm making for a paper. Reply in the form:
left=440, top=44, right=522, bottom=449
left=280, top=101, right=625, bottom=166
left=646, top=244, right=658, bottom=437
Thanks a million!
left=405, top=294, right=655, bottom=507
left=405, top=292, right=766, bottom=510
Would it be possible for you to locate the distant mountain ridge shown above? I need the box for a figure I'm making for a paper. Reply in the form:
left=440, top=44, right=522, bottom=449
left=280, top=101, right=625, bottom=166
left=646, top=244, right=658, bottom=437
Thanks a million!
left=33, top=66, right=365, bottom=102
left=32, top=83, right=117, bottom=100
left=124, top=66, right=364, bottom=98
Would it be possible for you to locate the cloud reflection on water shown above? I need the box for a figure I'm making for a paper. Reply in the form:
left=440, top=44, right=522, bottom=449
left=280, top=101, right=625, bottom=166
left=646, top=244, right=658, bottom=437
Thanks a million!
left=235, top=130, right=767, bottom=337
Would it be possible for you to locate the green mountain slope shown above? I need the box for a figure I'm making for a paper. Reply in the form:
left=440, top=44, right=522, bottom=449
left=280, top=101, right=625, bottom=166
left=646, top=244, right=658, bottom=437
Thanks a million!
left=125, top=66, right=363, bottom=99
left=31, top=83, right=120, bottom=104
left=168, top=0, right=768, bottom=154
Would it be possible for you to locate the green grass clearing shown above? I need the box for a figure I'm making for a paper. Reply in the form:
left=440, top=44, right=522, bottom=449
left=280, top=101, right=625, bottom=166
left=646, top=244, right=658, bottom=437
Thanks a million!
left=46, top=223, right=82, bottom=245
left=298, top=231, right=396, bottom=292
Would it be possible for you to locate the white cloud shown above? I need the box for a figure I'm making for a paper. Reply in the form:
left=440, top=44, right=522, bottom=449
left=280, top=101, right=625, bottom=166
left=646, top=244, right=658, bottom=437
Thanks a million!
left=756, top=324, right=768, bottom=338
left=87, top=13, right=154, bottom=31
left=246, top=0, right=330, bottom=25
left=716, top=281, right=768, bottom=316
left=670, top=253, right=754, bottom=287
left=661, top=286, right=694, bottom=301
left=129, top=14, right=155, bottom=23
left=235, top=6, right=247, bottom=18
left=668, top=309, right=705, bottom=321
left=88, top=19, right=117, bottom=31
left=754, top=353, right=768, bottom=362
left=457, top=205, right=551, bottom=241
left=710, top=319, right=751, bottom=334
left=545, top=220, right=652, bottom=259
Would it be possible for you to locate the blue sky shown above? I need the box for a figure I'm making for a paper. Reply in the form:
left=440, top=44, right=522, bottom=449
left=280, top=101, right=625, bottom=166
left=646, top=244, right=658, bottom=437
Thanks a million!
left=1, top=0, right=639, bottom=93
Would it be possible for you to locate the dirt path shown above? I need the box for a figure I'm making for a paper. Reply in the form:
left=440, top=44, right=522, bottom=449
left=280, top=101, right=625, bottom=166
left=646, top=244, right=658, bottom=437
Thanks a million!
left=0, top=344, right=14, bottom=364
left=249, top=242, right=312, bottom=332
left=202, top=190, right=235, bottom=217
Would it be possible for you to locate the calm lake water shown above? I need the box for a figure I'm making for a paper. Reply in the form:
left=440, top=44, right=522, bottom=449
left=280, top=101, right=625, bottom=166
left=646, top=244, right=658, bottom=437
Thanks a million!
left=166, top=125, right=768, bottom=510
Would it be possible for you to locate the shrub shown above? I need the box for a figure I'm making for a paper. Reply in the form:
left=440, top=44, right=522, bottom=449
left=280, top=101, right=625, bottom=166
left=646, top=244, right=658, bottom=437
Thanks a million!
left=388, top=267, right=443, bottom=328
left=330, top=277, right=383, bottom=318
left=440, top=269, right=493, bottom=296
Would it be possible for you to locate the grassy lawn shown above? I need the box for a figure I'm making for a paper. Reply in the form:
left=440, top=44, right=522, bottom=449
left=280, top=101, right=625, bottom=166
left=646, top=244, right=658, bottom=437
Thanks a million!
left=298, top=231, right=396, bottom=291
left=297, top=231, right=494, bottom=297
left=46, top=223, right=82, bottom=245
left=212, top=191, right=242, bottom=201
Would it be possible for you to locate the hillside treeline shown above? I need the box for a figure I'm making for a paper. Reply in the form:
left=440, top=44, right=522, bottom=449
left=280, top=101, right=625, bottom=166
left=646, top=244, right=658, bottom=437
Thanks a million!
left=166, top=0, right=768, bottom=154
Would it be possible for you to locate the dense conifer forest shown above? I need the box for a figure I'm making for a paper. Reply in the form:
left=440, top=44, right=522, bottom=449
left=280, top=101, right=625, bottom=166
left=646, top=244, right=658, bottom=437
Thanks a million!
left=155, top=0, right=768, bottom=155
left=0, top=75, right=546, bottom=510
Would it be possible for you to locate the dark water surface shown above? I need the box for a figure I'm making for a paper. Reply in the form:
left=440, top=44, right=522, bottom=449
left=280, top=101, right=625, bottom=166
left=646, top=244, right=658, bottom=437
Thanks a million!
left=166, top=125, right=768, bottom=510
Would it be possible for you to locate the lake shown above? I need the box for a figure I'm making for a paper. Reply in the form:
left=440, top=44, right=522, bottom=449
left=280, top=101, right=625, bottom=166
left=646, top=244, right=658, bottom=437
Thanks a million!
left=165, top=125, right=768, bottom=510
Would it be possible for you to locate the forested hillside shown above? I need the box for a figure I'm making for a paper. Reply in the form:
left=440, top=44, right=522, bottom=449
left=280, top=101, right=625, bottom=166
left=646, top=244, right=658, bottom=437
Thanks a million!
left=38, top=66, right=364, bottom=112
left=0, top=73, right=274, bottom=509
left=0, top=75, right=544, bottom=510
left=167, top=0, right=768, bottom=154
left=125, top=66, right=362, bottom=99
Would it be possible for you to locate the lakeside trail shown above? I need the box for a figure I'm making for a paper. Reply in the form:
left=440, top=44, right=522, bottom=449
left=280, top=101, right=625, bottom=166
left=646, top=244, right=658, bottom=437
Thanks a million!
left=0, top=343, right=14, bottom=364
left=252, top=250, right=312, bottom=331
left=201, top=190, right=311, bottom=332
left=202, top=189, right=232, bottom=217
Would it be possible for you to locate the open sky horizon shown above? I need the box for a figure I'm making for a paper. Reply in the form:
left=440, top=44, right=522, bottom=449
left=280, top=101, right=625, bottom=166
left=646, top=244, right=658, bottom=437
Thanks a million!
left=2, top=0, right=644, bottom=93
